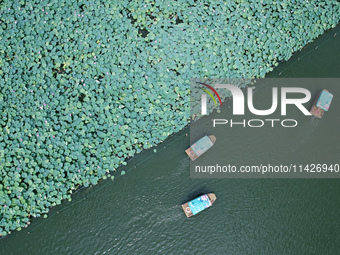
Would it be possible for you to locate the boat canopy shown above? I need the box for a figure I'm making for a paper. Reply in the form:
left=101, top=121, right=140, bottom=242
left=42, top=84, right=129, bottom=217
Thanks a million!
left=316, top=91, right=333, bottom=111
left=191, top=136, right=213, bottom=157
left=188, top=194, right=212, bottom=215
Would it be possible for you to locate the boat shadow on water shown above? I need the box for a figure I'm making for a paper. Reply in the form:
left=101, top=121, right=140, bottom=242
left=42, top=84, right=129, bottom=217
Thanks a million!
left=181, top=188, right=214, bottom=205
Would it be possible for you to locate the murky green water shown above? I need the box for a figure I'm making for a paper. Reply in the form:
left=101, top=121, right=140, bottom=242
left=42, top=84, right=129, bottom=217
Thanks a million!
left=0, top=25, right=339, bottom=255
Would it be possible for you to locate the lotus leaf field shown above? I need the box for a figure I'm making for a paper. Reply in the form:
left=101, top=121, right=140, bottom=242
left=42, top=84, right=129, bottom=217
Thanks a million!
left=0, top=0, right=339, bottom=237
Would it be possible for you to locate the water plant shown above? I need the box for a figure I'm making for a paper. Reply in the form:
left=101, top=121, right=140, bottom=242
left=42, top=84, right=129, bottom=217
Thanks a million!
left=0, top=0, right=339, bottom=237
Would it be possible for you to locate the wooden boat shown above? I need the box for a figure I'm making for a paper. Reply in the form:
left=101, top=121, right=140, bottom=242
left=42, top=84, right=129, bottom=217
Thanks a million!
left=185, top=135, right=216, bottom=161
left=310, top=89, right=333, bottom=118
left=182, top=193, right=216, bottom=218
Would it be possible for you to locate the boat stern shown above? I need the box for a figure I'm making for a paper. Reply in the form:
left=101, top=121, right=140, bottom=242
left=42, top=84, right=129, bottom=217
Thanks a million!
left=185, top=147, right=199, bottom=161
left=181, top=202, right=193, bottom=218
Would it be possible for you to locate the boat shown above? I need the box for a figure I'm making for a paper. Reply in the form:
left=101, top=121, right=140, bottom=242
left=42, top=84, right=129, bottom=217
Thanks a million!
left=182, top=193, right=216, bottom=218
left=310, top=89, right=333, bottom=118
left=185, top=135, right=216, bottom=161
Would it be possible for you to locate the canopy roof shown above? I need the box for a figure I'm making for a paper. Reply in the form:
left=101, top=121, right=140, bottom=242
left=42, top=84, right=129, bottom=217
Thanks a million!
left=188, top=194, right=212, bottom=215
left=316, top=91, right=333, bottom=111
left=191, top=136, right=213, bottom=157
